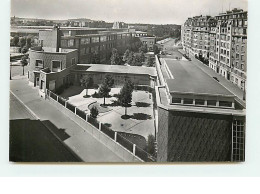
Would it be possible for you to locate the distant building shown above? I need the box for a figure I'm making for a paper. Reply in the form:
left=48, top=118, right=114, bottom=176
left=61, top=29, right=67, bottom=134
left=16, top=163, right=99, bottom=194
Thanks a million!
left=139, top=36, right=156, bottom=51
left=181, top=8, right=247, bottom=90
left=155, top=55, right=245, bottom=162
left=112, top=21, right=127, bottom=29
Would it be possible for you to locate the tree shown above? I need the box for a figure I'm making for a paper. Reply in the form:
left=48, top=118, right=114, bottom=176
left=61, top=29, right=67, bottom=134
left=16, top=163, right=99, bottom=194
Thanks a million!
left=26, top=37, right=32, bottom=48
left=21, top=46, right=28, bottom=54
left=103, top=74, right=114, bottom=88
left=153, top=45, right=159, bottom=55
left=118, top=80, right=134, bottom=116
left=139, top=44, right=148, bottom=53
left=90, top=106, right=99, bottom=119
left=140, top=51, right=146, bottom=62
left=126, top=51, right=134, bottom=65
left=98, top=83, right=111, bottom=105
left=147, top=134, right=156, bottom=156
left=18, top=37, right=26, bottom=48
left=20, top=56, right=28, bottom=76
left=123, top=49, right=130, bottom=62
left=80, top=76, right=94, bottom=97
left=110, top=48, right=121, bottom=65
left=12, top=36, right=19, bottom=46
left=132, top=55, right=142, bottom=66
left=146, top=56, right=154, bottom=67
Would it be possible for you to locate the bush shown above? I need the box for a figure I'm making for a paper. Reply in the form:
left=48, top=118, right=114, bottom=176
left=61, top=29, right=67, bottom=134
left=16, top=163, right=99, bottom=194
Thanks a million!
left=90, top=106, right=99, bottom=119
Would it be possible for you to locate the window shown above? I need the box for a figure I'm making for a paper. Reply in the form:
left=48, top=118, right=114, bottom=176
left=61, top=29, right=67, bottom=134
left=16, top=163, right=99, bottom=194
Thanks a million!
left=100, top=36, right=107, bottom=42
left=52, top=61, right=62, bottom=72
left=207, top=100, right=216, bottom=106
left=91, top=37, right=99, bottom=43
left=71, top=58, right=76, bottom=65
left=35, top=60, right=43, bottom=68
left=195, top=99, right=205, bottom=105
left=172, top=98, right=181, bottom=104
left=183, top=98, right=193, bottom=105
left=68, top=39, right=75, bottom=47
left=219, top=101, right=232, bottom=107
left=232, top=120, right=245, bottom=161
left=80, top=38, right=90, bottom=45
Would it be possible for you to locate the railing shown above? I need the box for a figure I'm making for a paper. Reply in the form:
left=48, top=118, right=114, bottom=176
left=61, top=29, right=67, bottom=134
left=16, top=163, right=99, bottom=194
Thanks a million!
left=45, top=89, right=155, bottom=162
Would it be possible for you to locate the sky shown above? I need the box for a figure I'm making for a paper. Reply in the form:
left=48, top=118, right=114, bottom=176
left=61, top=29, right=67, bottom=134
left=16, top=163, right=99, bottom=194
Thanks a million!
left=11, top=0, right=248, bottom=25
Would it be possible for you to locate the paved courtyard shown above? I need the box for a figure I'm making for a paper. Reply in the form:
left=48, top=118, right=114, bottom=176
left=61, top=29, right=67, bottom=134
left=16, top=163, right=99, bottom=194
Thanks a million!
left=60, top=86, right=156, bottom=139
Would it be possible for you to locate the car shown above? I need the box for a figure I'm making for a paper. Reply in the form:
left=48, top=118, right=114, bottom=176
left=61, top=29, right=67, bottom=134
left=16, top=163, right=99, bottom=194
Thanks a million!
left=213, top=77, right=219, bottom=82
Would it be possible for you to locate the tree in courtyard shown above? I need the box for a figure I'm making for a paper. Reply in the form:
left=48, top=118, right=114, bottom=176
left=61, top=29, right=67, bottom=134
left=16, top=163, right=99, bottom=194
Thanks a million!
left=123, top=49, right=130, bottom=62
left=145, top=55, right=154, bottom=67
left=80, top=76, right=94, bottom=97
left=90, top=106, right=99, bottom=119
left=117, top=80, right=134, bottom=116
left=110, top=48, right=121, bottom=65
left=153, top=45, right=159, bottom=55
left=98, top=83, right=111, bottom=105
left=103, top=74, right=114, bottom=88
left=146, top=134, right=156, bottom=156
left=20, top=55, right=28, bottom=76
left=18, top=37, right=26, bottom=49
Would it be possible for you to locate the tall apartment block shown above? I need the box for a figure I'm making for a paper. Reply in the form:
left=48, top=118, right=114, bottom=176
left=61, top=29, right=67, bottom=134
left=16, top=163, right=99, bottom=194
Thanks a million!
left=181, top=8, right=247, bottom=90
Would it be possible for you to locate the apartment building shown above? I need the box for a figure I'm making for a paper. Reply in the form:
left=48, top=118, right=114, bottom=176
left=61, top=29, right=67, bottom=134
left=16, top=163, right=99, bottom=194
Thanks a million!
left=182, top=8, right=247, bottom=89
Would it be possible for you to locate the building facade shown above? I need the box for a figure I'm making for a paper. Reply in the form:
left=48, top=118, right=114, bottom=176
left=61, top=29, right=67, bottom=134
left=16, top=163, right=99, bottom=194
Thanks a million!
left=182, top=8, right=247, bottom=89
left=155, top=55, right=245, bottom=162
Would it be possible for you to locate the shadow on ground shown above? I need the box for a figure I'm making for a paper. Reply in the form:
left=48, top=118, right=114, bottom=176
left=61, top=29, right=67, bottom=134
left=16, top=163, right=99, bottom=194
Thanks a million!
left=135, top=102, right=151, bottom=107
left=60, top=86, right=84, bottom=98
left=121, top=113, right=152, bottom=120
left=9, top=119, right=79, bottom=162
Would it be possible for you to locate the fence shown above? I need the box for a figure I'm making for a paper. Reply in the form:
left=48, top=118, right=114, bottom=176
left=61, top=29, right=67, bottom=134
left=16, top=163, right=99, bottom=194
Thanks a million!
left=46, top=89, right=155, bottom=162
left=101, top=124, right=115, bottom=139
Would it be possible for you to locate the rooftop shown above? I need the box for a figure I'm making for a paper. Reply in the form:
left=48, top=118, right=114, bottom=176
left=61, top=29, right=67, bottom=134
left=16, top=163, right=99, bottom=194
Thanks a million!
left=162, top=58, right=234, bottom=97
left=74, top=64, right=157, bottom=77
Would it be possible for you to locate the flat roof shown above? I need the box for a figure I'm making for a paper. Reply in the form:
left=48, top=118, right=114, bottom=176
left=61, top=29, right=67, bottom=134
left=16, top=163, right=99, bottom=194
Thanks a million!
left=162, top=58, right=234, bottom=96
left=75, top=64, right=157, bottom=77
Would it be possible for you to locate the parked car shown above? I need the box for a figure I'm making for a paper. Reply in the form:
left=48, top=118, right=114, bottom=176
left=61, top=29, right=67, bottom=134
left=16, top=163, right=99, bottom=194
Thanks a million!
left=213, top=77, right=219, bottom=82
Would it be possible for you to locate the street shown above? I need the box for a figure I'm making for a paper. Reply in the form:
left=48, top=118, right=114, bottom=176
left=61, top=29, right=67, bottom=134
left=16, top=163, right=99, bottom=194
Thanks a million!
left=9, top=93, right=81, bottom=162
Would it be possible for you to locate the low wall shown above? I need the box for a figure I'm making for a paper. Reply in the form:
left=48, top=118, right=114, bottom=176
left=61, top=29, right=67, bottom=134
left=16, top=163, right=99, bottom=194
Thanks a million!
left=47, top=95, right=142, bottom=162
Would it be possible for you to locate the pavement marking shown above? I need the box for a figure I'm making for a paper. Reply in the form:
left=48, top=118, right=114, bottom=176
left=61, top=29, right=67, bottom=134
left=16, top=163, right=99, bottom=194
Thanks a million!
left=10, top=90, right=40, bottom=120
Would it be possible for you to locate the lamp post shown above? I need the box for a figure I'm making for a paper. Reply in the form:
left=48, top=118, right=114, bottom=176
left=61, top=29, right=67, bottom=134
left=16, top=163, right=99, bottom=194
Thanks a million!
left=241, top=80, right=246, bottom=101
left=10, top=63, right=12, bottom=80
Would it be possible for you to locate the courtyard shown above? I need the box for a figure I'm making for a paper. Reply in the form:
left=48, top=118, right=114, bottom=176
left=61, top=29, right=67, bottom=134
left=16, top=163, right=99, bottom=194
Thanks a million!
left=60, top=85, right=156, bottom=140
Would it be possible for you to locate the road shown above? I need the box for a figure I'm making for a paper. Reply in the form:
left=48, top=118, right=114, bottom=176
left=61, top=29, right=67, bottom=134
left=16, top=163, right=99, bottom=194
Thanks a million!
left=9, top=93, right=81, bottom=162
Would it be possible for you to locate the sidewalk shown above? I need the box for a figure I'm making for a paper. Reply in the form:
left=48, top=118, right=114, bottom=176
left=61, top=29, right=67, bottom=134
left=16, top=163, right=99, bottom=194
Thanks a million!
left=10, top=77, right=124, bottom=162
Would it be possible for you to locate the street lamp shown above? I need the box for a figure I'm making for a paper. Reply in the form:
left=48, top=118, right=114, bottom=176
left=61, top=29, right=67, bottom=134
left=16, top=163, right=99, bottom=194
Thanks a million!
left=241, top=80, right=246, bottom=101
left=10, top=62, right=12, bottom=80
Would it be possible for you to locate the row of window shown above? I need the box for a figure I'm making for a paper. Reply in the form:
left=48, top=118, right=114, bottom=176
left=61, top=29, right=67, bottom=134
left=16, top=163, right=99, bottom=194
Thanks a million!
left=171, top=98, right=233, bottom=107
left=35, top=58, right=76, bottom=72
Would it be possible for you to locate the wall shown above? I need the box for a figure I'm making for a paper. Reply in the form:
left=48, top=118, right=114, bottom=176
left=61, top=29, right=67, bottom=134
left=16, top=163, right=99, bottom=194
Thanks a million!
left=47, top=95, right=142, bottom=162
left=157, top=108, right=234, bottom=162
